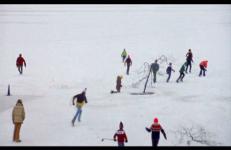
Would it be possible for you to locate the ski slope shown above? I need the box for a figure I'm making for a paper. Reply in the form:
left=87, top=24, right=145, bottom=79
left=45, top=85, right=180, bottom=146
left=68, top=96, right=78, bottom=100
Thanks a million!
left=0, top=4, right=231, bottom=146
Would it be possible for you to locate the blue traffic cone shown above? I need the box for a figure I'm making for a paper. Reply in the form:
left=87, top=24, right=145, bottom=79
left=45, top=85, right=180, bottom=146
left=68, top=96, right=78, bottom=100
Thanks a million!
left=7, top=84, right=11, bottom=96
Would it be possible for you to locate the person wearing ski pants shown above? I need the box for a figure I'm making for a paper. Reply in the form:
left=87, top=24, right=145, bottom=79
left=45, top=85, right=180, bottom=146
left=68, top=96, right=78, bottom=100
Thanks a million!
left=176, top=62, right=187, bottom=83
left=146, top=118, right=167, bottom=147
left=199, top=60, right=208, bottom=76
left=16, top=54, right=26, bottom=75
left=124, top=55, right=132, bottom=75
left=166, top=62, right=175, bottom=82
left=113, top=122, right=128, bottom=147
left=72, top=88, right=88, bottom=126
left=185, top=49, right=193, bottom=73
left=121, top=49, right=127, bottom=62
left=150, top=59, right=159, bottom=83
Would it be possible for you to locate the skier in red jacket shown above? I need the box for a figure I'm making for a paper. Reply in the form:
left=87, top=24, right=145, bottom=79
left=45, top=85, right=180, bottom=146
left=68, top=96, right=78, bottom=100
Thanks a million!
left=113, top=122, right=128, bottom=147
left=146, top=118, right=167, bottom=147
left=16, top=54, right=26, bottom=74
left=199, top=60, right=208, bottom=76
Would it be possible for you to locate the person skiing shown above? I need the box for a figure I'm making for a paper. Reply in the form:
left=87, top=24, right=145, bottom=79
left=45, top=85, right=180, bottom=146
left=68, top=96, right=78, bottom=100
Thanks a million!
left=12, top=99, right=25, bottom=143
left=16, top=53, right=26, bottom=75
left=150, top=59, right=159, bottom=83
left=176, top=62, right=187, bottom=83
left=72, top=88, right=88, bottom=126
left=113, top=122, right=128, bottom=147
left=185, top=49, right=193, bottom=73
left=145, top=117, right=167, bottom=147
left=121, top=49, right=127, bottom=62
left=166, top=62, right=175, bottom=82
left=111, top=75, right=123, bottom=94
left=124, top=55, right=132, bottom=75
left=199, top=60, right=208, bottom=77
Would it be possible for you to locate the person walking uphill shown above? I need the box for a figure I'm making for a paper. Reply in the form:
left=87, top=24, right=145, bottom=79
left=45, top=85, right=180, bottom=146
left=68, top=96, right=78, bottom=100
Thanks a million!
left=145, top=118, right=167, bottom=147
left=121, top=49, right=127, bottom=62
left=16, top=54, right=26, bottom=75
left=113, top=122, right=128, bottom=147
left=150, top=59, right=159, bottom=83
left=199, top=60, right=208, bottom=77
left=176, top=62, right=187, bottom=83
left=166, top=62, right=175, bottom=82
left=185, top=49, right=193, bottom=73
left=12, top=99, right=25, bottom=143
left=124, top=55, right=132, bottom=75
left=72, top=88, right=88, bottom=126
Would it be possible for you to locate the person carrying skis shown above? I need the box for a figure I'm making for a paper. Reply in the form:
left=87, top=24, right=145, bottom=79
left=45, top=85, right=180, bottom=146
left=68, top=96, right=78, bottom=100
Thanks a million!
left=176, top=62, right=187, bottom=83
left=72, top=88, right=88, bottom=126
left=121, top=49, right=127, bottom=62
left=124, top=55, right=132, bottom=75
left=113, top=122, right=128, bottom=147
left=166, top=62, right=175, bottom=82
left=150, top=59, right=159, bottom=83
left=12, top=99, right=25, bottom=143
left=16, top=53, right=26, bottom=75
left=145, top=118, right=167, bottom=147
left=185, top=49, right=193, bottom=73
left=199, top=60, right=208, bottom=77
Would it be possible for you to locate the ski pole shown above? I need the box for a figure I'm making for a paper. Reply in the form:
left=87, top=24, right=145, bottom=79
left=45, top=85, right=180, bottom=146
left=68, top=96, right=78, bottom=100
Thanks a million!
left=101, top=138, right=114, bottom=142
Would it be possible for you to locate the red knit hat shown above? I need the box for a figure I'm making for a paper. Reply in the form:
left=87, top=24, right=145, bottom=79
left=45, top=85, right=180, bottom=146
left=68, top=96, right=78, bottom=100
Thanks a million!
left=154, top=118, right=158, bottom=123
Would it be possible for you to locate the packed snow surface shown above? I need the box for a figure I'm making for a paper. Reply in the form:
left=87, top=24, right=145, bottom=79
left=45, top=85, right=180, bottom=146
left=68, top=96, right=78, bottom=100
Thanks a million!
left=0, top=4, right=231, bottom=146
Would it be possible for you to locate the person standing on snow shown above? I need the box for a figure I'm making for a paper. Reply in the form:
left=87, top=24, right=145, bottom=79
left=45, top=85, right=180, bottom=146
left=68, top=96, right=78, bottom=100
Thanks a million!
left=124, top=55, right=132, bottom=75
left=145, top=118, right=167, bottom=147
left=16, top=53, right=26, bottom=75
left=199, top=60, right=208, bottom=77
left=121, top=49, right=127, bottom=62
left=113, top=122, right=128, bottom=147
left=176, top=62, right=187, bottom=83
left=72, top=88, right=88, bottom=126
left=185, top=49, right=193, bottom=73
left=150, top=59, right=159, bottom=83
left=12, top=99, right=25, bottom=143
left=166, top=62, right=175, bottom=82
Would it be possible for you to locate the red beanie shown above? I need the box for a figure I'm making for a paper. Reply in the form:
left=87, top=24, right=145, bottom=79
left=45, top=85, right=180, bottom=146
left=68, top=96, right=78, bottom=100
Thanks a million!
left=154, top=118, right=158, bottom=123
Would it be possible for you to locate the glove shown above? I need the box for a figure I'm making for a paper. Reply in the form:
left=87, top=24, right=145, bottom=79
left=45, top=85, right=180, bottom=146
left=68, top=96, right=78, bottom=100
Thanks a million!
left=145, top=127, right=151, bottom=132
left=114, top=138, right=116, bottom=142
left=72, top=103, right=75, bottom=106
left=125, top=140, right=128, bottom=143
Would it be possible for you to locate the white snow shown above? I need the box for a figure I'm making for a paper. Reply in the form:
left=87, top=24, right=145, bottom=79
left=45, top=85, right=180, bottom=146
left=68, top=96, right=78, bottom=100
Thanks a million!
left=0, top=4, right=231, bottom=146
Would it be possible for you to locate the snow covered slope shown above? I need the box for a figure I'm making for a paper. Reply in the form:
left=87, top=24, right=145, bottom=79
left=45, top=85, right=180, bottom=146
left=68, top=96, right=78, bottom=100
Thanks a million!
left=0, top=4, right=231, bottom=146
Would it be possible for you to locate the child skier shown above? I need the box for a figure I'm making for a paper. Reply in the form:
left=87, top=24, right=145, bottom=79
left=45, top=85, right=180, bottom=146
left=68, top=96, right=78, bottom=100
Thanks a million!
left=121, top=49, right=127, bottom=62
left=199, top=60, right=208, bottom=77
left=72, top=88, right=88, bottom=126
left=16, top=53, right=26, bottom=75
left=145, top=118, right=167, bottom=147
left=124, top=55, right=132, bottom=75
left=113, top=122, right=128, bottom=147
left=176, top=62, right=187, bottom=83
left=166, top=62, right=175, bottom=82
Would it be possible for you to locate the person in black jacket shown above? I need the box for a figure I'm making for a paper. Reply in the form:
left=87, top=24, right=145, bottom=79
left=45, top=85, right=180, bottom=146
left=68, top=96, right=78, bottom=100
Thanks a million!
left=185, top=49, right=193, bottom=73
left=124, top=55, right=132, bottom=75
left=72, top=88, right=88, bottom=126
left=166, top=62, right=175, bottom=82
left=150, top=59, right=159, bottom=83
left=146, top=118, right=167, bottom=147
